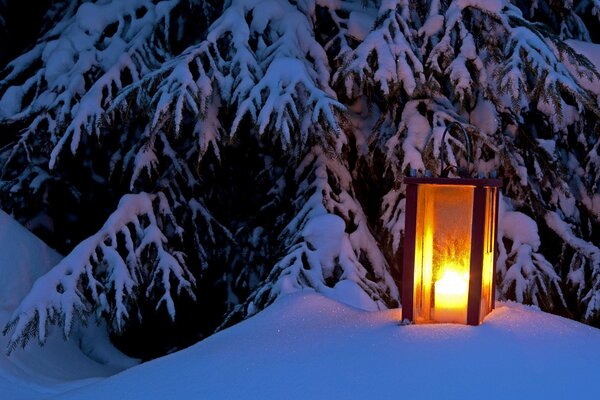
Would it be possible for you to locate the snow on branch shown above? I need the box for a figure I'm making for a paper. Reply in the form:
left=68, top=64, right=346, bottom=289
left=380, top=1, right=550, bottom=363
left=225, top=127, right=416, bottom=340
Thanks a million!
left=110, top=17, right=239, bottom=159
left=232, top=57, right=344, bottom=146
left=0, top=0, right=179, bottom=168
left=117, top=0, right=344, bottom=157
left=496, top=199, right=565, bottom=307
left=314, top=0, right=364, bottom=60
left=335, top=0, right=424, bottom=99
left=223, top=0, right=346, bottom=144
left=422, top=0, right=504, bottom=107
left=233, top=146, right=398, bottom=319
left=526, top=0, right=598, bottom=41
left=380, top=100, right=500, bottom=252
left=497, top=9, right=600, bottom=128
left=3, top=192, right=195, bottom=354
left=576, top=0, right=600, bottom=26
left=545, top=211, right=600, bottom=320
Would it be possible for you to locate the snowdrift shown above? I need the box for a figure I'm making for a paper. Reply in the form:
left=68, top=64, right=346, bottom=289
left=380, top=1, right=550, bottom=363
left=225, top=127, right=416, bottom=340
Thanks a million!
left=2, top=209, right=600, bottom=399
left=54, top=293, right=600, bottom=400
left=0, top=210, right=135, bottom=400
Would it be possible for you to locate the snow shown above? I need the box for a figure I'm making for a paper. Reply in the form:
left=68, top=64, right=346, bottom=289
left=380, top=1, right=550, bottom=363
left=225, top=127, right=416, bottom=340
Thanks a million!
left=2, top=292, right=597, bottom=400
left=400, top=101, right=431, bottom=173
left=1, top=0, right=600, bottom=397
left=457, top=0, right=505, bottom=14
left=302, top=214, right=346, bottom=270
left=347, top=11, right=375, bottom=41
left=565, top=39, right=600, bottom=95
left=3, top=209, right=600, bottom=399
left=544, top=211, right=600, bottom=319
left=470, top=97, right=499, bottom=137
left=496, top=197, right=562, bottom=306
left=500, top=207, right=540, bottom=252
left=337, top=2, right=423, bottom=98
left=1, top=0, right=179, bottom=168
left=418, top=13, right=444, bottom=37
left=536, top=138, right=556, bottom=156
left=0, top=210, right=135, bottom=400
left=0, top=211, right=61, bottom=311
left=0, top=85, right=23, bottom=117
left=3, top=193, right=195, bottom=351
left=233, top=56, right=344, bottom=142
left=237, top=146, right=397, bottom=320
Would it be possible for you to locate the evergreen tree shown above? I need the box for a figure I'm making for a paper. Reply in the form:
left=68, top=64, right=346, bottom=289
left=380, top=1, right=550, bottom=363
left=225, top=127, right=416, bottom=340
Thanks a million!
left=1, top=0, right=599, bottom=358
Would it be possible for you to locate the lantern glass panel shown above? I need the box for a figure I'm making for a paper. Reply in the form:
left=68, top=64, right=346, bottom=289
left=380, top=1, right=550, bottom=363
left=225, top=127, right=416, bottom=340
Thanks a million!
left=479, top=188, right=497, bottom=322
left=413, top=185, right=473, bottom=324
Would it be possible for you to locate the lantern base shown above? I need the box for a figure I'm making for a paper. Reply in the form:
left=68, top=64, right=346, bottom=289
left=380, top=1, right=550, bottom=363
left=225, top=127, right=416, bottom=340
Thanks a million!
left=432, top=307, right=467, bottom=324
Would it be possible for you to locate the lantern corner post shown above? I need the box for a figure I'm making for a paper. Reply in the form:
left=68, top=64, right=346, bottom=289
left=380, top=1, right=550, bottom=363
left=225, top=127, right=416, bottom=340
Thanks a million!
left=401, top=182, right=419, bottom=323
left=467, top=186, right=486, bottom=326
left=491, top=187, right=500, bottom=310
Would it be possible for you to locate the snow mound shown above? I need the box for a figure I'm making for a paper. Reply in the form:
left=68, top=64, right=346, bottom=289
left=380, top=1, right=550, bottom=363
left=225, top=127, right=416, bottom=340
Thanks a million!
left=0, top=210, right=62, bottom=311
left=0, top=210, right=136, bottom=400
left=53, top=292, right=600, bottom=400
left=2, top=209, right=599, bottom=399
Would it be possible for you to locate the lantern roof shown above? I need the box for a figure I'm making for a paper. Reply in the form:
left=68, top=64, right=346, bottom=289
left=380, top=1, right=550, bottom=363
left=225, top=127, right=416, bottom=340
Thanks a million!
left=404, top=176, right=502, bottom=187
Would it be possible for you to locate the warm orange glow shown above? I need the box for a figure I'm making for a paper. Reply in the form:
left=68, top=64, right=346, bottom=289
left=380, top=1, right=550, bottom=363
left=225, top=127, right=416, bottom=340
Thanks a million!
left=404, top=178, right=500, bottom=326
left=413, top=185, right=473, bottom=324
left=433, top=269, right=469, bottom=323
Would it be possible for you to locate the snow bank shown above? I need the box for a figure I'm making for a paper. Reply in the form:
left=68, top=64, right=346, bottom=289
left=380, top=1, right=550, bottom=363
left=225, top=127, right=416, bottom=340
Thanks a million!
left=53, top=292, right=600, bottom=400
left=0, top=210, right=136, bottom=400
left=0, top=210, right=62, bottom=311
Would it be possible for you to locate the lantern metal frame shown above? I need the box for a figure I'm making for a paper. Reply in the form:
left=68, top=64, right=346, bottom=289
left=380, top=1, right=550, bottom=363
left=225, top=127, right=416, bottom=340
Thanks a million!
left=401, top=176, right=502, bottom=325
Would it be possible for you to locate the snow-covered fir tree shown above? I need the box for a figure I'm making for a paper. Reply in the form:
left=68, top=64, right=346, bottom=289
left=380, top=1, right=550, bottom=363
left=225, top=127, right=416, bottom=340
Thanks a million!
left=0, top=0, right=599, bottom=358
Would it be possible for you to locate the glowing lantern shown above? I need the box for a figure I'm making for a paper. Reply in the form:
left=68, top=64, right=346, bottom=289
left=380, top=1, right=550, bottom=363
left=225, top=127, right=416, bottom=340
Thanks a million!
left=401, top=176, right=501, bottom=325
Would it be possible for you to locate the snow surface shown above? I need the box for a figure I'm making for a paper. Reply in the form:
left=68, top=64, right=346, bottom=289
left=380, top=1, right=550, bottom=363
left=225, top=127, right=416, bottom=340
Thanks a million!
left=45, top=293, right=600, bottom=400
left=0, top=210, right=136, bottom=400
left=3, top=211, right=600, bottom=399
left=0, top=211, right=62, bottom=311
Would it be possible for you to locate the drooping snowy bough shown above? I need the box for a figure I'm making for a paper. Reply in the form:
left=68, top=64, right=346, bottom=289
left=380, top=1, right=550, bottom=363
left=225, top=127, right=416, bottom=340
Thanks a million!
left=225, top=146, right=399, bottom=327
left=1, top=0, right=599, bottom=357
left=3, top=192, right=199, bottom=352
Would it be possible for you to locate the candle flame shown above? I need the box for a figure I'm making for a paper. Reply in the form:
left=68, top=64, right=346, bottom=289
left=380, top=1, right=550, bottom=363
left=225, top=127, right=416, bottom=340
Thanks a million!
left=435, top=270, right=469, bottom=295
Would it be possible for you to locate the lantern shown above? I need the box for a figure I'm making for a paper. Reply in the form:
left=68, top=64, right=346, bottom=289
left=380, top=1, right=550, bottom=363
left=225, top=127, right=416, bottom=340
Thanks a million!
left=401, top=123, right=501, bottom=325
left=401, top=177, right=501, bottom=325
